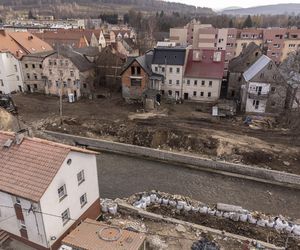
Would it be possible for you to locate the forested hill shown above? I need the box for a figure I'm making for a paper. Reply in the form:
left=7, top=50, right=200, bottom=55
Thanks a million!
left=1, top=0, right=214, bottom=18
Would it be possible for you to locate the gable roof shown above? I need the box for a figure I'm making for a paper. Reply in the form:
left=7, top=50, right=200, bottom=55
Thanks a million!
left=184, top=49, right=225, bottom=79
left=59, top=48, right=95, bottom=72
left=36, top=30, right=88, bottom=48
left=0, top=131, right=96, bottom=202
left=121, top=51, right=153, bottom=76
left=243, top=55, right=272, bottom=82
left=152, top=47, right=186, bottom=66
left=0, top=30, right=53, bottom=58
left=229, top=42, right=261, bottom=72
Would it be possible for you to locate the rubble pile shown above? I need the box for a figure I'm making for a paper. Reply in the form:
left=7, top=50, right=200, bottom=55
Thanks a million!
left=130, top=191, right=300, bottom=237
left=191, top=238, right=220, bottom=250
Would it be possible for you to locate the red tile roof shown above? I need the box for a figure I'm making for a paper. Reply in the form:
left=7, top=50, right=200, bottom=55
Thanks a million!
left=0, top=131, right=96, bottom=202
left=62, top=218, right=146, bottom=250
left=184, top=49, right=225, bottom=80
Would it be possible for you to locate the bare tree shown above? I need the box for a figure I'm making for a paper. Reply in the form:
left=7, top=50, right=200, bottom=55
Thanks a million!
left=279, top=51, right=300, bottom=129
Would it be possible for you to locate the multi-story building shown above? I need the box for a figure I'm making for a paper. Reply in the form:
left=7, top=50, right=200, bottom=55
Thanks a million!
left=241, top=55, right=287, bottom=114
left=183, top=49, right=225, bottom=102
left=227, top=42, right=263, bottom=99
left=0, top=30, right=52, bottom=94
left=151, top=47, right=186, bottom=100
left=20, top=51, right=55, bottom=93
left=0, top=131, right=100, bottom=250
left=43, top=49, right=95, bottom=99
left=169, top=21, right=300, bottom=66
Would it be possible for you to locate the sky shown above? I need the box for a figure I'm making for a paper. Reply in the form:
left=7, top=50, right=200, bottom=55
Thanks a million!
left=170, top=0, right=300, bottom=10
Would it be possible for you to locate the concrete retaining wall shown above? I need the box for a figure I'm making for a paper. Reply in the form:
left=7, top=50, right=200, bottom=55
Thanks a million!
left=45, top=130, right=300, bottom=188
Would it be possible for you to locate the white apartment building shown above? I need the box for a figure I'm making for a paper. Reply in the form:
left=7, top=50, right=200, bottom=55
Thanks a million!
left=0, top=52, right=24, bottom=94
left=183, top=49, right=225, bottom=101
left=0, top=131, right=100, bottom=250
left=151, top=47, right=186, bottom=99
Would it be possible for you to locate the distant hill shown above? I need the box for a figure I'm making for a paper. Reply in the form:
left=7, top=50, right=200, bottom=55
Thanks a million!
left=222, top=3, right=300, bottom=15
left=0, top=0, right=214, bottom=18
left=220, top=6, right=242, bottom=12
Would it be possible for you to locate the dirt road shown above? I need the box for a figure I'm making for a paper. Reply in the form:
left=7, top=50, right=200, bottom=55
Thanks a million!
left=12, top=93, right=300, bottom=174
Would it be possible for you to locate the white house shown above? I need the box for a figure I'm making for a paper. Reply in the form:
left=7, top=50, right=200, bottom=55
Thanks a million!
left=0, top=131, right=100, bottom=250
left=0, top=52, right=24, bottom=94
left=151, top=47, right=186, bottom=99
left=241, top=55, right=287, bottom=114
left=183, top=49, right=225, bottom=101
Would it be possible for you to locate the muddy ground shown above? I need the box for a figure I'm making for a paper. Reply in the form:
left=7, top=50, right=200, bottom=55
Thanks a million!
left=146, top=204, right=300, bottom=249
left=12, top=93, right=300, bottom=174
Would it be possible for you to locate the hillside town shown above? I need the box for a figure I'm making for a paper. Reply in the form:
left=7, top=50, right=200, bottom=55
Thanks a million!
left=0, top=3, right=300, bottom=250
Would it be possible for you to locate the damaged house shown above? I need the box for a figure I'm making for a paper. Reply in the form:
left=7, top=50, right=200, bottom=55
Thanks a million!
left=241, top=55, right=287, bottom=114
left=227, top=42, right=263, bottom=99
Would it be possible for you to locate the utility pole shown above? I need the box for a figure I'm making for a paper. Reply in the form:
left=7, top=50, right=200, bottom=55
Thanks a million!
left=57, top=45, right=63, bottom=125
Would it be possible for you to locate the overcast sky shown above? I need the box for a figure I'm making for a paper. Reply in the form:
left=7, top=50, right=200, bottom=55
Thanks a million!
left=170, top=0, right=300, bottom=10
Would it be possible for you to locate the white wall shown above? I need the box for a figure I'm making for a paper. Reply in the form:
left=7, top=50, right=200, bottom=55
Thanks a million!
left=151, top=64, right=184, bottom=99
left=40, top=151, right=99, bottom=247
left=217, top=29, right=228, bottom=50
left=0, top=52, right=24, bottom=94
left=183, top=78, right=221, bottom=101
left=245, top=82, right=270, bottom=113
left=0, top=192, right=47, bottom=247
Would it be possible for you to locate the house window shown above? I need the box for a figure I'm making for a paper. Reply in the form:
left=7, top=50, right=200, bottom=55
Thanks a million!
left=137, top=67, right=141, bottom=75
left=59, top=70, right=63, bottom=77
left=49, top=69, right=52, bottom=75
left=176, top=80, right=180, bottom=85
left=80, top=193, right=87, bottom=207
left=161, top=67, right=165, bottom=73
left=83, top=83, right=87, bottom=89
left=34, top=84, right=37, bottom=89
left=14, top=65, right=17, bottom=72
left=58, top=185, right=67, bottom=201
left=194, top=80, right=197, bottom=86
left=209, top=81, right=212, bottom=87
left=168, top=90, right=172, bottom=96
left=187, top=80, right=190, bottom=85
left=260, top=73, right=264, bottom=78
left=34, top=74, right=38, bottom=80
left=208, top=92, right=211, bottom=97
left=201, top=80, right=205, bottom=86
left=61, top=209, right=70, bottom=225
left=25, top=64, right=28, bottom=68
left=193, top=91, right=196, bottom=96
left=16, top=75, right=19, bottom=81
left=161, top=90, right=165, bottom=95
left=200, top=91, right=204, bottom=97
left=49, top=60, right=52, bottom=66
left=268, top=64, right=273, bottom=70
left=56, top=81, right=59, bottom=87
left=176, top=68, right=180, bottom=73
left=155, top=66, right=158, bottom=72
left=0, top=80, right=3, bottom=86
left=32, top=64, right=35, bottom=69
left=54, top=60, right=57, bottom=66
left=169, top=80, right=172, bottom=85
left=169, top=67, right=173, bottom=73
left=271, top=87, right=276, bottom=92
left=26, top=73, right=30, bottom=80
left=131, top=79, right=142, bottom=86
left=39, top=64, right=42, bottom=69
left=77, top=170, right=85, bottom=185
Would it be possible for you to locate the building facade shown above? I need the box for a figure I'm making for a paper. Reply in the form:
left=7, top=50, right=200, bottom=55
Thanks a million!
left=241, top=55, right=287, bottom=114
left=21, top=51, right=55, bottom=93
left=183, top=49, right=225, bottom=102
left=0, top=131, right=100, bottom=250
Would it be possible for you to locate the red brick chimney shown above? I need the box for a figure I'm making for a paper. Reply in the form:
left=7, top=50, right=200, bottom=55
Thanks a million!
left=0, top=29, right=6, bottom=36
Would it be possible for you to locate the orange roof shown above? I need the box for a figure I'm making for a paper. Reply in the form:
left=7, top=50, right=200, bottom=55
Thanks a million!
left=0, top=131, right=96, bottom=202
left=0, top=30, right=52, bottom=58
left=62, top=218, right=146, bottom=250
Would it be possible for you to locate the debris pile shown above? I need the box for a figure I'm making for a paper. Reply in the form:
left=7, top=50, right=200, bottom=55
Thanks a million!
left=191, top=238, right=220, bottom=250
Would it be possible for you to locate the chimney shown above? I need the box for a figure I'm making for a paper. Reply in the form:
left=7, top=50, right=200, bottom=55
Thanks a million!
left=28, top=35, right=33, bottom=40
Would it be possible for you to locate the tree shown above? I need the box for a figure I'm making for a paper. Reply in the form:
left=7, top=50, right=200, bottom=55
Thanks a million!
left=229, top=19, right=234, bottom=28
left=28, top=10, right=35, bottom=20
left=243, top=15, right=253, bottom=28
left=279, top=52, right=300, bottom=129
